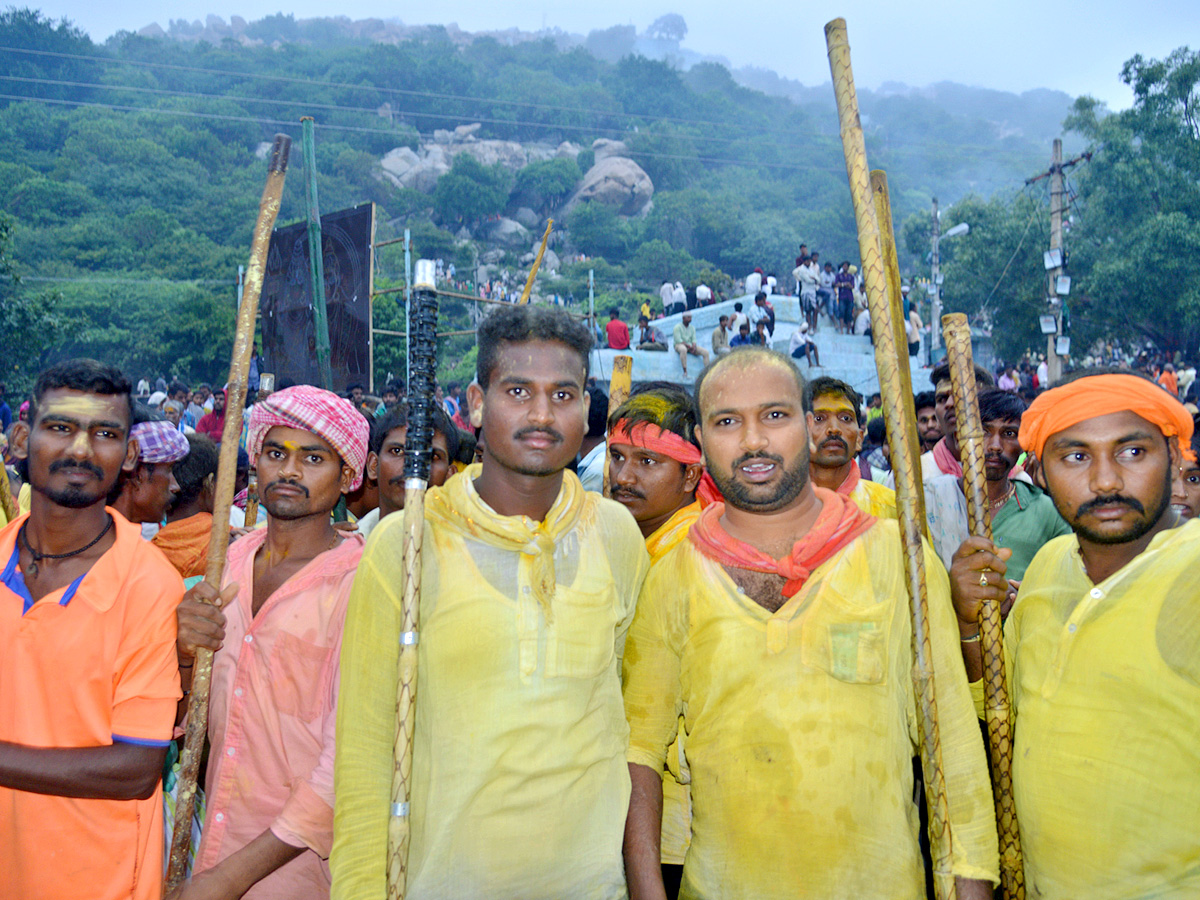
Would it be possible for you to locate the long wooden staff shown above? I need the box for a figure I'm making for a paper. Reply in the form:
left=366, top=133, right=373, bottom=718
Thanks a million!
left=825, top=19, right=957, bottom=900
left=941, top=313, right=1025, bottom=899
left=601, top=355, right=633, bottom=498
left=518, top=219, right=554, bottom=305
left=0, top=462, right=17, bottom=523
left=388, top=258, right=439, bottom=899
left=166, top=133, right=292, bottom=889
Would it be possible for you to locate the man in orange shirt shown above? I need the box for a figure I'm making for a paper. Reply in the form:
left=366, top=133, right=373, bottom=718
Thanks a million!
left=174, top=384, right=370, bottom=899
left=0, top=358, right=184, bottom=900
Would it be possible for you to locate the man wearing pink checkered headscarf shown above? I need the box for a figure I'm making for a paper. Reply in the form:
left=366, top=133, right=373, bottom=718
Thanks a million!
left=173, top=383, right=369, bottom=898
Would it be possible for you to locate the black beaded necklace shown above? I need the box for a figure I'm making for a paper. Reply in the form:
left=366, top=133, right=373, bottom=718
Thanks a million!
left=19, top=514, right=113, bottom=578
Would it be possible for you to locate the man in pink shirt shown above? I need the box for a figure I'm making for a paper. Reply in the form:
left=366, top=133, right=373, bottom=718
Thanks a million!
left=173, top=385, right=370, bottom=899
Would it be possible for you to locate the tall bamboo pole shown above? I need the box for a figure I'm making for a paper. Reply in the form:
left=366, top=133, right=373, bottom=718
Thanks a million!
left=387, top=259, right=439, bottom=900
left=518, top=219, right=554, bottom=304
left=601, top=355, right=633, bottom=498
left=871, top=170, right=926, bottom=525
left=941, top=312, right=1025, bottom=899
left=825, top=19, right=956, bottom=900
left=167, top=133, right=292, bottom=889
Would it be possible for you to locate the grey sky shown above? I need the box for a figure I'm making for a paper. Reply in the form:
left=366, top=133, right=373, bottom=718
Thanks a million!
left=39, top=0, right=1197, bottom=110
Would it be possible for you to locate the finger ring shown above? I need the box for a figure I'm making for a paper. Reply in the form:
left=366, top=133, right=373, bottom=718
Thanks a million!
left=979, top=572, right=989, bottom=587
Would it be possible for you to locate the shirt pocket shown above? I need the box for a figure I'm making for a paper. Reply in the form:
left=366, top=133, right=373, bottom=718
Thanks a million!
left=800, top=592, right=891, bottom=685
left=548, top=588, right=617, bottom=679
left=268, top=632, right=334, bottom=722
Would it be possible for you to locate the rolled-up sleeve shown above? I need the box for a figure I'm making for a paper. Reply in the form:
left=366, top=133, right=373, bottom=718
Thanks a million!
left=622, top=561, right=685, bottom=773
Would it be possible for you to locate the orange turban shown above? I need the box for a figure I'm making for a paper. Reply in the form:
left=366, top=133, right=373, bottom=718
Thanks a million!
left=1019, top=373, right=1194, bottom=460
left=608, top=419, right=702, bottom=465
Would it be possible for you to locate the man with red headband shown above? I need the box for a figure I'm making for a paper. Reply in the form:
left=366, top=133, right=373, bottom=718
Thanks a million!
left=173, top=384, right=370, bottom=899
left=607, top=382, right=704, bottom=898
left=949, top=368, right=1200, bottom=899
left=623, top=347, right=997, bottom=900
left=805, top=376, right=896, bottom=519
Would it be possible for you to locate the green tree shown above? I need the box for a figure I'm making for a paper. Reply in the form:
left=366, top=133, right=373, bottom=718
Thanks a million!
left=0, top=213, right=65, bottom=393
left=565, top=201, right=635, bottom=261
left=512, top=157, right=582, bottom=212
left=432, top=153, right=513, bottom=226
left=1063, top=47, right=1200, bottom=355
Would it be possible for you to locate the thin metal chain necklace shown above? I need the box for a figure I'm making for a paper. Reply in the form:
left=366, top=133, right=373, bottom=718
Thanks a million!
left=20, top=514, right=113, bottom=578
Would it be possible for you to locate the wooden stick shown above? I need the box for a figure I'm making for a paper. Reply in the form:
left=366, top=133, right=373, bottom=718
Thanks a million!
left=825, top=19, right=957, bottom=900
left=166, top=133, right=292, bottom=889
left=941, top=312, right=1026, bottom=900
left=871, top=170, right=927, bottom=525
left=601, top=355, right=633, bottom=498
left=243, top=480, right=259, bottom=529
left=518, top=219, right=554, bottom=305
left=387, top=259, right=440, bottom=900
left=0, top=462, right=17, bottom=523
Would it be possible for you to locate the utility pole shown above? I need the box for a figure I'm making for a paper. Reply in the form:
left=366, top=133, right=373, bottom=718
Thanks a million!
left=1026, top=140, right=1090, bottom=385
left=1047, top=138, right=1065, bottom=383
left=930, top=197, right=941, bottom=356
left=301, top=117, right=333, bottom=391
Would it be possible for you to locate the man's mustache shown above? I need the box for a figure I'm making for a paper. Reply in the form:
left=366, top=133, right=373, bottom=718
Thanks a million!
left=264, top=479, right=309, bottom=497
left=820, top=437, right=847, bottom=450
left=49, top=459, right=104, bottom=478
left=612, top=486, right=646, bottom=501
left=1076, top=494, right=1144, bottom=517
left=514, top=426, right=564, bottom=443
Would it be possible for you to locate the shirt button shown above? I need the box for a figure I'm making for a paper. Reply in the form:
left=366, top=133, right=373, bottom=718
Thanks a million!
left=1068, top=623, right=1077, bottom=633
left=234, top=688, right=243, bottom=698
left=244, top=634, right=253, bottom=643
left=226, top=747, right=236, bottom=756
left=214, top=813, right=224, bottom=823
left=1089, top=588, right=1103, bottom=599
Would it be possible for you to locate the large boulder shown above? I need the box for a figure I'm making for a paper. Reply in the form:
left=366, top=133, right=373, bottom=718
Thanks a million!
left=592, top=138, right=628, bottom=161
left=513, top=207, right=541, bottom=229
left=481, top=217, right=532, bottom=250
left=565, top=156, right=654, bottom=216
left=380, top=145, right=450, bottom=193
left=556, top=141, right=582, bottom=159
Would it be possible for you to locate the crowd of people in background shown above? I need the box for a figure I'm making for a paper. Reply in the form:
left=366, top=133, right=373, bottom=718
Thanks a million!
left=4, top=272, right=1200, bottom=900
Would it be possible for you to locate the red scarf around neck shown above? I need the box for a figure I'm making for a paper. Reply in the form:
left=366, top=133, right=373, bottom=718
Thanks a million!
left=688, top=487, right=876, bottom=598
left=836, top=460, right=861, bottom=496
left=932, top=436, right=963, bottom=479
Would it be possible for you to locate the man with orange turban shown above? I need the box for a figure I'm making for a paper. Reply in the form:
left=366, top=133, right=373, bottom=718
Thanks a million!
left=948, top=368, right=1200, bottom=899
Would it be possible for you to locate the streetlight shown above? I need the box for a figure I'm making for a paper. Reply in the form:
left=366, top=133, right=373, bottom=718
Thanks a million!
left=929, top=204, right=969, bottom=360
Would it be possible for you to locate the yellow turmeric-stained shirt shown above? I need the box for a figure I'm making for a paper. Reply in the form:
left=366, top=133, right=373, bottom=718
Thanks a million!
left=331, top=467, right=650, bottom=900
left=624, top=518, right=998, bottom=900
left=643, top=500, right=702, bottom=867
left=1002, top=519, right=1200, bottom=899
left=849, top=475, right=898, bottom=519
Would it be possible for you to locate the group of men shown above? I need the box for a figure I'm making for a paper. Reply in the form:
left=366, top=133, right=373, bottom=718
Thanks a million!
left=2, top=304, right=1198, bottom=900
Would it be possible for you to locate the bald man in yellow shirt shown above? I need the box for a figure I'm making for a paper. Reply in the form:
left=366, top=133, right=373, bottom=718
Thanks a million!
left=623, top=349, right=997, bottom=900
left=951, top=369, right=1200, bottom=899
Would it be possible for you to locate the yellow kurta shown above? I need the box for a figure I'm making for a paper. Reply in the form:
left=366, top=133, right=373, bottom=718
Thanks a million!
left=623, top=519, right=998, bottom=900
left=849, top=475, right=898, bottom=519
left=643, top=501, right=703, bottom=867
left=1003, top=520, right=1200, bottom=899
left=331, top=468, right=650, bottom=900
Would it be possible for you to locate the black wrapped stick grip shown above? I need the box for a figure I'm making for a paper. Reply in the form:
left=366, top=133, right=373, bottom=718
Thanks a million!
left=404, top=260, right=439, bottom=483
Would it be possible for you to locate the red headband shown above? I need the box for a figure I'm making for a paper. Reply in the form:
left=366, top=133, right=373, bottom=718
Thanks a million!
left=609, top=419, right=702, bottom=465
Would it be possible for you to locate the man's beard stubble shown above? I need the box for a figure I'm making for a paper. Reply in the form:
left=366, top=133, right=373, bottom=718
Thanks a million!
left=708, top=445, right=810, bottom=513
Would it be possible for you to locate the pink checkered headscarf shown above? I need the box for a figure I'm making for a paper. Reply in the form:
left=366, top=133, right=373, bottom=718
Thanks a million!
left=131, top=420, right=190, bottom=464
left=247, top=385, right=370, bottom=490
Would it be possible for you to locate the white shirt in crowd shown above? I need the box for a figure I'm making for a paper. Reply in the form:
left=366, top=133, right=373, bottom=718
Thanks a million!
left=696, top=283, right=712, bottom=303
left=745, top=271, right=762, bottom=296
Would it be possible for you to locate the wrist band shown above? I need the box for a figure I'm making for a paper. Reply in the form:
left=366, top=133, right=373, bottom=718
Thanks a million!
left=960, top=632, right=981, bottom=643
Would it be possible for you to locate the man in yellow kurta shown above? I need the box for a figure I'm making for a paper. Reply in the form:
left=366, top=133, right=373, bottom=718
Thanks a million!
left=622, top=348, right=998, bottom=900
left=606, top=384, right=705, bottom=896
left=950, top=369, right=1200, bottom=899
left=805, top=376, right=897, bottom=518
left=331, top=305, right=649, bottom=900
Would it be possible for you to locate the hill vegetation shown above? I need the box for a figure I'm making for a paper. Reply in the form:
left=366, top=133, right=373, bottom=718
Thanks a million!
left=1, top=9, right=1195, bottom=390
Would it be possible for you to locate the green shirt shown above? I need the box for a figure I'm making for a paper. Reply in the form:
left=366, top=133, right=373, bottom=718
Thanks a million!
left=991, top=480, right=1072, bottom=582
left=672, top=322, right=696, bottom=346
